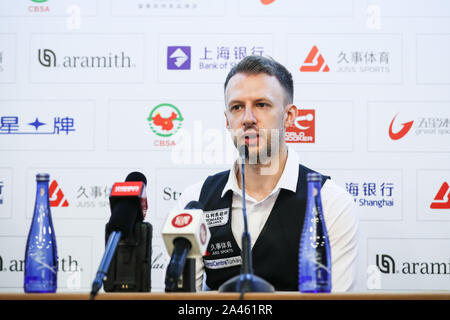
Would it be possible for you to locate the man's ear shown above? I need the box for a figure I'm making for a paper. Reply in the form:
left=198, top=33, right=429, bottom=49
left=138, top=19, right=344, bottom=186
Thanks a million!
left=284, top=104, right=297, bottom=129
left=224, top=111, right=230, bottom=129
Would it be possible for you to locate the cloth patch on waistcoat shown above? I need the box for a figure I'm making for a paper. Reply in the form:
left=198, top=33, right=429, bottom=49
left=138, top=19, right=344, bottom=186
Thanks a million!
left=208, top=240, right=235, bottom=256
left=204, top=256, right=242, bottom=269
left=204, top=208, right=229, bottom=228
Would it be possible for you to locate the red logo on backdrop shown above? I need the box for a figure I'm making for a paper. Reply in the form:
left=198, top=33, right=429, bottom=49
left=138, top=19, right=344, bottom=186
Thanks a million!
left=152, top=112, right=178, bottom=131
left=260, top=0, right=276, bottom=4
left=285, top=109, right=315, bottom=143
left=300, top=46, right=330, bottom=72
left=389, top=113, right=414, bottom=140
left=430, top=182, right=450, bottom=209
left=49, top=180, right=69, bottom=207
left=172, top=213, right=193, bottom=228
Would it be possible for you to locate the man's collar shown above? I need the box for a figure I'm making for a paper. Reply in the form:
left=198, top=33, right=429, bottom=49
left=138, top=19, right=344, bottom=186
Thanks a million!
left=221, top=146, right=299, bottom=198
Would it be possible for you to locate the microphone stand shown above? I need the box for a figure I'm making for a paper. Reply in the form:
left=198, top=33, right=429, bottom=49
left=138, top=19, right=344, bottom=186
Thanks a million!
left=218, top=145, right=274, bottom=295
left=90, top=231, right=122, bottom=300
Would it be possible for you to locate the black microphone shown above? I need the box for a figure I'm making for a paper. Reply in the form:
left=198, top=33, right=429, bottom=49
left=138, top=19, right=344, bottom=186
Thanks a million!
left=163, top=201, right=210, bottom=292
left=106, top=171, right=147, bottom=237
left=90, top=172, right=148, bottom=300
left=218, top=144, right=275, bottom=294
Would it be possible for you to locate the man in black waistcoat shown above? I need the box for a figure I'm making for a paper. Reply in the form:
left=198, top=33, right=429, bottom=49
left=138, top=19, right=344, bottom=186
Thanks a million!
left=175, top=55, right=359, bottom=292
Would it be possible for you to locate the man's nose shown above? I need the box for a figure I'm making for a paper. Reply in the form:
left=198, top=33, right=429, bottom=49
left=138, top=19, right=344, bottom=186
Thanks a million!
left=243, top=105, right=256, bottom=126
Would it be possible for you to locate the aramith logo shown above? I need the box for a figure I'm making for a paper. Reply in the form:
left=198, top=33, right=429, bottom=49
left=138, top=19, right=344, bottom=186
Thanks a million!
left=38, top=49, right=135, bottom=68
left=376, top=254, right=396, bottom=273
left=0, top=254, right=81, bottom=273
left=376, top=254, right=450, bottom=275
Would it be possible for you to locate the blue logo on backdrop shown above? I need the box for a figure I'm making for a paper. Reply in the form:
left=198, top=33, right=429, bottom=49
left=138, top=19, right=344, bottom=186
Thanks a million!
left=0, top=116, right=76, bottom=135
left=167, top=46, right=191, bottom=70
left=345, top=181, right=395, bottom=208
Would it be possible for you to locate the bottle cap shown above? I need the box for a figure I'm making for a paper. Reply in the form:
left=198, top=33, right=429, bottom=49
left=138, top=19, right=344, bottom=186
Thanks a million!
left=36, top=173, right=50, bottom=182
left=307, top=172, right=322, bottom=182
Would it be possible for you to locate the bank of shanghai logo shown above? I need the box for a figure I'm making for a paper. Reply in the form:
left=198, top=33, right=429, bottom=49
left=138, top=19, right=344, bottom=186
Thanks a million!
left=260, top=0, right=276, bottom=4
left=389, top=113, right=414, bottom=140
left=300, top=46, right=330, bottom=72
left=49, top=180, right=69, bottom=207
left=167, top=46, right=191, bottom=70
left=147, top=103, right=184, bottom=137
left=430, top=182, right=450, bottom=210
left=285, top=109, right=315, bottom=143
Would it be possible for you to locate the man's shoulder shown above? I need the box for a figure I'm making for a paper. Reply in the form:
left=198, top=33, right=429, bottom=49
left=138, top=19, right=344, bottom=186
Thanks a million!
left=203, top=169, right=230, bottom=185
left=182, top=179, right=205, bottom=197
left=322, top=178, right=350, bottom=196
left=178, top=169, right=231, bottom=208
left=207, top=169, right=230, bottom=178
left=321, top=178, right=355, bottom=210
left=298, top=163, right=329, bottom=178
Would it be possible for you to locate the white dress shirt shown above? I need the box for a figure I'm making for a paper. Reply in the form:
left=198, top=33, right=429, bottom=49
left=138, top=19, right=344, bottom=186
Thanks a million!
left=175, top=146, right=359, bottom=292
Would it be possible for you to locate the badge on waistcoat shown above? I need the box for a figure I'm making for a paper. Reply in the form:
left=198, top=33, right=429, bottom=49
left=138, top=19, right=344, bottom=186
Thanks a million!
left=204, top=256, right=242, bottom=269
left=204, top=208, right=229, bottom=228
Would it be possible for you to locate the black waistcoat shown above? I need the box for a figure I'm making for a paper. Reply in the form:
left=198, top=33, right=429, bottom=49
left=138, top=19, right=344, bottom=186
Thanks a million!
left=198, top=164, right=330, bottom=291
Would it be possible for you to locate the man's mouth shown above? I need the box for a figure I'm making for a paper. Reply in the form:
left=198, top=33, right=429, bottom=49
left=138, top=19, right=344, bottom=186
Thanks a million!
left=243, top=132, right=259, bottom=145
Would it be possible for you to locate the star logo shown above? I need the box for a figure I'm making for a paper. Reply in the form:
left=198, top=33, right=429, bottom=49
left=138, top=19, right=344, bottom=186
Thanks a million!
left=28, top=118, right=46, bottom=131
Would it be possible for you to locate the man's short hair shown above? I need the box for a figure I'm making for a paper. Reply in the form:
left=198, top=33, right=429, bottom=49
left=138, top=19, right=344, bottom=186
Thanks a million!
left=224, top=55, right=294, bottom=105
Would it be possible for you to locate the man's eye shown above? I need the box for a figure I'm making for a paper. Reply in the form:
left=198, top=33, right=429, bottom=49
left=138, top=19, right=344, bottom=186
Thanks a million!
left=257, top=103, right=267, bottom=108
left=231, top=105, right=241, bottom=111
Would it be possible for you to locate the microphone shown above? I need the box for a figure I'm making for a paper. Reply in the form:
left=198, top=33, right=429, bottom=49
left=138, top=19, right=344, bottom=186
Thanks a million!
left=106, top=171, right=148, bottom=236
left=90, top=172, right=148, bottom=300
left=218, top=145, right=275, bottom=294
left=163, top=201, right=210, bottom=292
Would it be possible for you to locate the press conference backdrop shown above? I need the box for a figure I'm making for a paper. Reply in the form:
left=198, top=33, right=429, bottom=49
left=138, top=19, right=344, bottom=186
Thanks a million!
left=1, top=0, right=450, bottom=293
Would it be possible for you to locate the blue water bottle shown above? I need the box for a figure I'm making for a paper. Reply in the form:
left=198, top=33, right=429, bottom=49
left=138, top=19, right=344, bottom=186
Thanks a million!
left=299, top=172, right=331, bottom=293
left=24, top=173, right=58, bottom=293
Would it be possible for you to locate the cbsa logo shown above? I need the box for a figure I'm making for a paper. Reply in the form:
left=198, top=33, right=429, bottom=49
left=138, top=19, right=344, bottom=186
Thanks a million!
left=29, top=0, right=50, bottom=13
left=147, top=103, right=184, bottom=147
